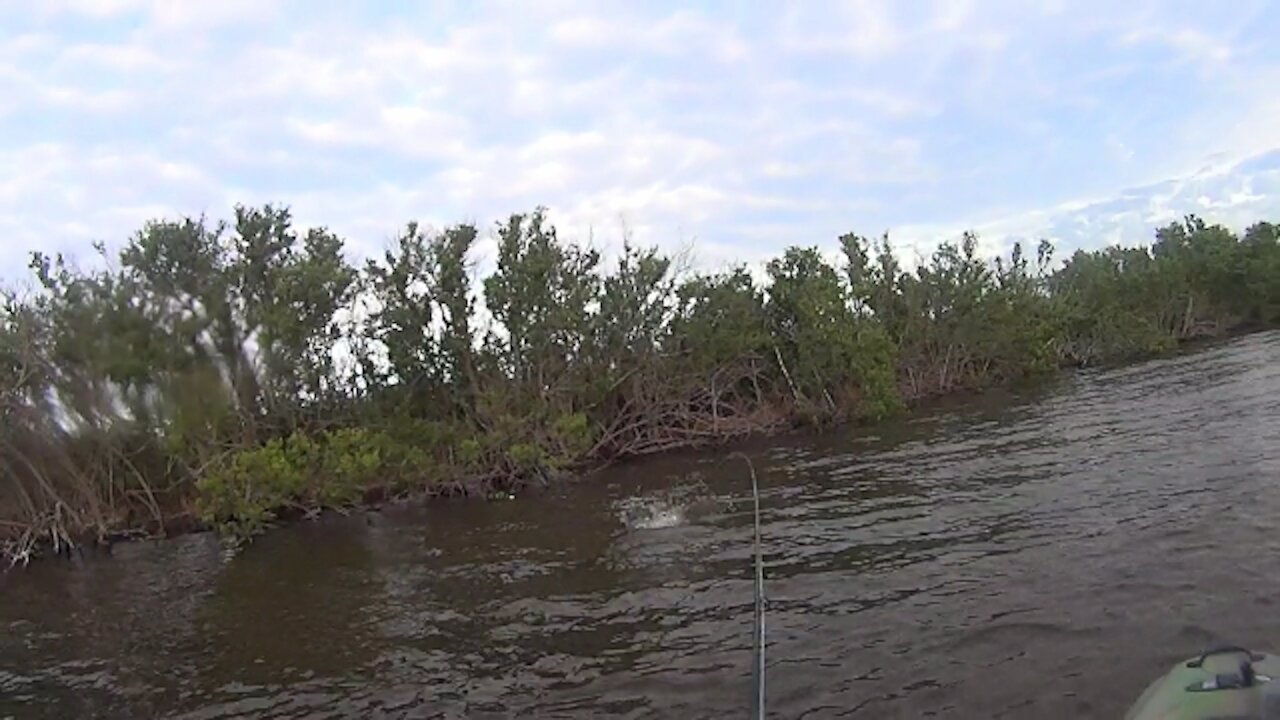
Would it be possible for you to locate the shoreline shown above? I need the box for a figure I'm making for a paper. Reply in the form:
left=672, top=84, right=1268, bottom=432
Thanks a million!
left=8, top=325, right=1271, bottom=570
left=5, top=206, right=1277, bottom=569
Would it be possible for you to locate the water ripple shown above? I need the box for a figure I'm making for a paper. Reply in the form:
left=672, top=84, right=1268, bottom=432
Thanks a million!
left=2, top=331, right=1279, bottom=718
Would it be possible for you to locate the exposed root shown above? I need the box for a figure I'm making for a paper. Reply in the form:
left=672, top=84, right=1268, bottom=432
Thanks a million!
left=1, top=509, right=77, bottom=569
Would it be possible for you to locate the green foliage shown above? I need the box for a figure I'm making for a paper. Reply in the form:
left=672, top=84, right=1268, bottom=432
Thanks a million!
left=365, top=222, right=442, bottom=407
left=849, top=321, right=902, bottom=421
left=196, top=428, right=390, bottom=540
left=1052, top=247, right=1175, bottom=363
left=552, top=412, right=595, bottom=458
left=6, top=202, right=1280, bottom=554
left=594, top=243, right=674, bottom=366
left=433, top=224, right=479, bottom=414
left=1241, top=222, right=1280, bottom=323
left=316, top=428, right=382, bottom=505
left=506, top=443, right=546, bottom=474
left=767, top=247, right=901, bottom=418
left=669, top=267, right=770, bottom=371
left=195, top=435, right=305, bottom=540
left=484, top=208, right=600, bottom=402
left=161, top=366, right=237, bottom=459
left=1044, top=214, right=1278, bottom=365
left=456, top=437, right=483, bottom=468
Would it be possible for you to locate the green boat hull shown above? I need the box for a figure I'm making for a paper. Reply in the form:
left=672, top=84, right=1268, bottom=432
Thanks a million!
left=1126, top=647, right=1280, bottom=719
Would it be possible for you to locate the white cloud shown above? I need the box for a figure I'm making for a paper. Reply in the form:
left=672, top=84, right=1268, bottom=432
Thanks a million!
left=763, top=79, right=939, bottom=120
left=0, top=142, right=224, bottom=277
left=145, top=0, right=277, bottom=29
left=2, top=33, right=55, bottom=56
left=233, top=48, right=379, bottom=102
left=933, top=0, right=973, bottom=31
left=549, top=16, right=617, bottom=48
left=0, top=0, right=1278, bottom=286
left=38, top=0, right=148, bottom=18
left=646, top=10, right=750, bottom=62
left=41, top=84, right=134, bottom=112
left=285, top=105, right=472, bottom=161
left=0, top=62, right=135, bottom=113
left=1121, top=27, right=1232, bottom=66
left=782, top=0, right=902, bottom=58
left=39, top=0, right=276, bottom=28
left=549, top=9, right=748, bottom=62
left=58, top=43, right=167, bottom=72
left=888, top=150, right=1280, bottom=266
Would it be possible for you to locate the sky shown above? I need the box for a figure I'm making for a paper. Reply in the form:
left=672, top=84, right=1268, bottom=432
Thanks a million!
left=2, top=0, right=1280, bottom=282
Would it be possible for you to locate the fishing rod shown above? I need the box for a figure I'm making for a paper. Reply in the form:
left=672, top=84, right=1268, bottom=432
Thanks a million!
left=733, top=451, right=766, bottom=720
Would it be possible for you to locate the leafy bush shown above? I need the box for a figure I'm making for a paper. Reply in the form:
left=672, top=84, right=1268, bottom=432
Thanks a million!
left=8, top=203, right=1280, bottom=553
left=196, top=428, right=393, bottom=540
left=506, top=443, right=545, bottom=474
left=195, top=436, right=306, bottom=540
left=551, top=412, right=595, bottom=460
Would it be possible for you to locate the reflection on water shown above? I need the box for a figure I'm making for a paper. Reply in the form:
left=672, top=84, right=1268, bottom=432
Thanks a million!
left=2, top=331, right=1279, bottom=718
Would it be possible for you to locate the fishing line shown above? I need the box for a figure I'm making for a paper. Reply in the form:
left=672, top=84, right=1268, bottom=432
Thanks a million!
left=732, top=451, right=766, bottom=720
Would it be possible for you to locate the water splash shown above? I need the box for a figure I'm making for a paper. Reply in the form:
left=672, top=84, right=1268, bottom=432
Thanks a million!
left=615, top=475, right=728, bottom=530
left=620, top=500, right=687, bottom=530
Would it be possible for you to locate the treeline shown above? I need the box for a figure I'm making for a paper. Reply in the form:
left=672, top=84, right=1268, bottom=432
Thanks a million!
left=2, top=206, right=1278, bottom=558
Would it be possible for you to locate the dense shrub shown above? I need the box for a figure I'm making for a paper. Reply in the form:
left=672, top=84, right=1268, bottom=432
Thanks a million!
left=4, top=205, right=1278, bottom=553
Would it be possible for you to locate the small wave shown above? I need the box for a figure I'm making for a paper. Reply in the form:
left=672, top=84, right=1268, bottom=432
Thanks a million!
left=614, top=475, right=723, bottom=531
left=618, top=498, right=687, bottom=530
left=629, top=505, right=686, bottom=530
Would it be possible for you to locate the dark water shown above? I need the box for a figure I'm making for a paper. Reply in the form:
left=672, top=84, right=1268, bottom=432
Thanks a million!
left=3, top=331, right=1280, bottom=719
